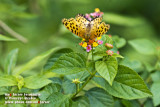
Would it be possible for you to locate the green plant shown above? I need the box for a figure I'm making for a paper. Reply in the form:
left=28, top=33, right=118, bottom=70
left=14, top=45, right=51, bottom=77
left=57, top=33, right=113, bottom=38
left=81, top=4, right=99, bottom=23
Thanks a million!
left=0, top=34, right=153, bottom=107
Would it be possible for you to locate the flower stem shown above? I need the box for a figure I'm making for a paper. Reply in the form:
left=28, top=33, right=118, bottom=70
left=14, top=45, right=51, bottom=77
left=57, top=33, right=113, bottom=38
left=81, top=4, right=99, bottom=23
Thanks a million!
left=71, top=70, right=97, bottom=99
left=91, top=45, right=94, bottom=61
left=87, top=52, right=89, bottom=61
left=76, top=84, right=79, bottom=93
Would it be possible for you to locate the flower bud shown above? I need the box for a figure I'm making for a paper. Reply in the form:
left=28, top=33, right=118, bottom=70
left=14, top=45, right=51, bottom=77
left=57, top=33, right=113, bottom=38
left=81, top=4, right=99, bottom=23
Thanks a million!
left=105, top=43, right=113, bottom=49
left=117, top=51, right=120, bottom=54
left=106, top=50, right=114, bottom=56
left=108, top=35, right=112, bottom=38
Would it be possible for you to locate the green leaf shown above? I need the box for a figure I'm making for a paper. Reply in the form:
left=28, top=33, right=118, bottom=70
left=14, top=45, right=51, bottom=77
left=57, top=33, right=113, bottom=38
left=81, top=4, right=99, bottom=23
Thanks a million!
left=129, top=39, right=156, bottom=55
left=4, top=48, right=18, bottom=75
left=38, top=83, right=61, bottom=100
left=155, top=61, right=160, bottom=71
left=102, top=34, right=113, bottom=44
left=5, top=103, right=25, bottom=107
left=151, top=81, right=160, bottom=106
left=51, top=52, right=87, bottom=75
left=62, top=79, right=76, bottom=94
left=15, top=47, right=61, bottom=75
left=49, top=77, right=62, bottom=85
left=93, top=65, right=152, bottom=99
left=112, top=53, right=124, bottom=58
left=66, top=61, right=92, bottom=81
left=143, top=62, right=155, bottom=72
left=73, top=96, right=90, bottom=107
left=120, top=58, right=143, bottom=73
left=18, top=88, right=34, bottom=93
left=112, top=36, right=126, bottom=48
left=0, top=87, right=10, bottom=95
left=95, top=57, right=118, bottom=85
left=151, top=71, right=160, bottom=82
left=42, top=92, right=72, bottom=107
left=144, top=99, right=154, bottom=107
left=44, top=48, right=73, bottom=70
left=0, top=34, right=16, bottom=41
left=113, top=100, right=122, bottom=107
left=85, top=87, right=114, bottom=107
left=24, top=75, right=52, bottom=89
left=66, top=70, right=90, bottom=81
left=16, top=75, right=24, bottom=90
left=0, top=75, right=17, bottom=87
left=121, top=99, right=140, bottom=107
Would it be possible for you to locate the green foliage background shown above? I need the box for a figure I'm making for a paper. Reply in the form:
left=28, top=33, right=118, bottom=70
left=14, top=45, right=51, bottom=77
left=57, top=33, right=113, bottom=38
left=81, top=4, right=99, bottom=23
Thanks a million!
left=0, top=0, right=160, bottom=107
left=0, top=0, right=159, bottom=62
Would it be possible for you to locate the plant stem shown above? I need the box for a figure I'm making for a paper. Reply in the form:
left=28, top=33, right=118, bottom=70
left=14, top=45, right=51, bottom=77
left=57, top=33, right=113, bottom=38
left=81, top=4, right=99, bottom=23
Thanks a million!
left=95, top=75, right=102, bottom=78
left=76, top=84, right=79, bottom=93
left=87, top=52, right=89, bottom=61
left=91, top=45, right=94, bottom=61
left=71, top=70, right=97, bottom=99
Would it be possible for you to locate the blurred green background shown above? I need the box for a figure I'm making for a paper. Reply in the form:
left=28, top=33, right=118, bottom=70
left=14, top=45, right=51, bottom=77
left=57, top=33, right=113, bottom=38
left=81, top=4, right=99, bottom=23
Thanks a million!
left=0, top=0, right=160, bottom=106
left=0, top=0, right=160, bottom=65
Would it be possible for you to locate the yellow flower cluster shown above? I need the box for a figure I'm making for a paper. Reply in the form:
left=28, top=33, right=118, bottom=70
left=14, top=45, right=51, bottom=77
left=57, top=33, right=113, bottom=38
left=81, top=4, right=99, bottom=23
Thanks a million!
left=82, top=42, right=87, bottom=47
left=93, top=42, right=98, bottom=47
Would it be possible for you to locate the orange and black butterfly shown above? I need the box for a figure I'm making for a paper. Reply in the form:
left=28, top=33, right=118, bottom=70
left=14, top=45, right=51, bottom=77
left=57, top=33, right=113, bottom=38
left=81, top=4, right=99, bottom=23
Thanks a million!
left=62, top=14, right=110, bottom=41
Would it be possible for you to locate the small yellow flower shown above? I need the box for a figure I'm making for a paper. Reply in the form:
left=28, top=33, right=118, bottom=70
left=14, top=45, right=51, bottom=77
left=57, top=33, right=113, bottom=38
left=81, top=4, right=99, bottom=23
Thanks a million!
left=82, top=38, right=85, bottom=41
left=97, top=36, right=102, bottom=40
left=72, top=79, right=81, bottom=84
left=95, top=8, right=100, bottom=12
left=82, top=42, right=87, bottom=47
left=93, top=42, right=98, bottom=47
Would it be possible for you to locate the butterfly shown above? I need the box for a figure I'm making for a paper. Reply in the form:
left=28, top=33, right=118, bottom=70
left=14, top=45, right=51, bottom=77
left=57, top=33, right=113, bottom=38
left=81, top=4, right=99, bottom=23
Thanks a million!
left=62, top=14, right=110, bottom=42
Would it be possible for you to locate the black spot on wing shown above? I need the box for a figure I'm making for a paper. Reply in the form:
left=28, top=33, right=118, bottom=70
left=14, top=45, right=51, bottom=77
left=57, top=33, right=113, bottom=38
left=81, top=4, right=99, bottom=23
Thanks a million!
left=65, top=22, right=68, bottom=26
left=104, top=28, right=107, bottom=31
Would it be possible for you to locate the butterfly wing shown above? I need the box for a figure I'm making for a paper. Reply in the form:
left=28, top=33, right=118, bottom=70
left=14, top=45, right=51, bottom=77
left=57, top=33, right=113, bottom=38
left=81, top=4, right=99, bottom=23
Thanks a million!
left=62, top=18, right=80, bottom=37
left=62, top=14, right=90, bottom=39
left=89, top=17, right=102, bottom=39
left=89, top=18, right=110, bottom=40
